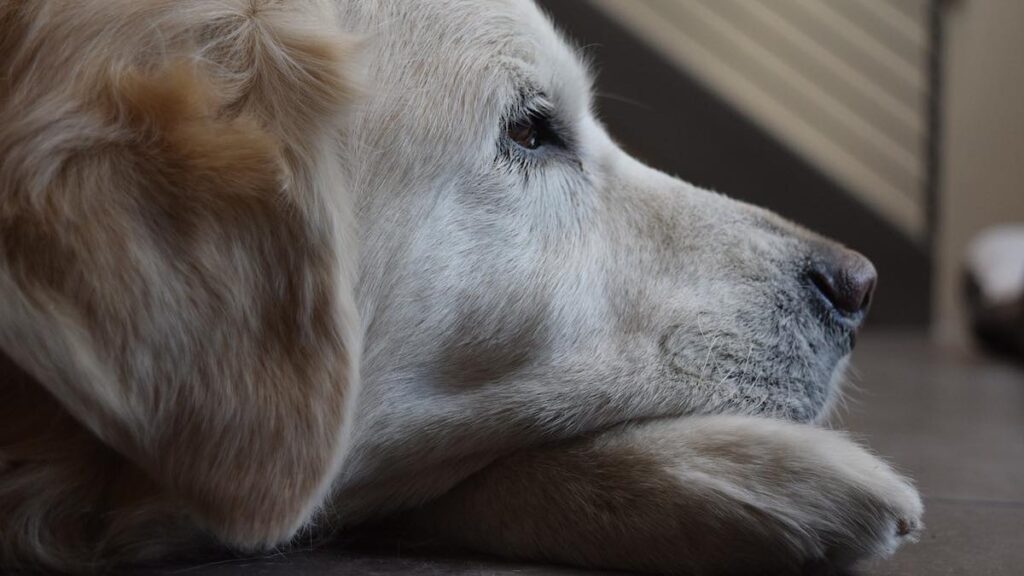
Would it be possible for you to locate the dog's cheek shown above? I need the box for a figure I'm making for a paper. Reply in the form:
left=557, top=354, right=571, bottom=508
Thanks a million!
left=435, top=292, right=552, bottom=388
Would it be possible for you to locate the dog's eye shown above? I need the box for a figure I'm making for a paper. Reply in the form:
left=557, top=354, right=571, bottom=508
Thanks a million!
left=506, top=111, right=560, bottom=151
left=508, top=119, right=540, bottom=150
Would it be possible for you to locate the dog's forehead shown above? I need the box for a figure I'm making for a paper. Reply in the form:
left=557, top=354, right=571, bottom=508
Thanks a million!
left=347, top=0, right=590, bottom=110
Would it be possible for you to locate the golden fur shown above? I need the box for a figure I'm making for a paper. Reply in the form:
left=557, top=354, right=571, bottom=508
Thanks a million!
left=0, top=1, right=923, bottom=574
left=0, top=0, right=359, bottom=569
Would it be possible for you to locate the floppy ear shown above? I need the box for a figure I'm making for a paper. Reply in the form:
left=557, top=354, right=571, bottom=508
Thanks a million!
left=0, top=0, right=358, bottom=549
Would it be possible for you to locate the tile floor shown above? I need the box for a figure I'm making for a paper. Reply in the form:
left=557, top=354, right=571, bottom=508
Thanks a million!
left=136, top=333, right=1024, bottom=576
left=839, top=333, right=1024, bottom=576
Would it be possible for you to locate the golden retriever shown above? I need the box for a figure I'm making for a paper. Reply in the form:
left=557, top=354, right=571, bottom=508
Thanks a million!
left=0, top=1, right=921, bottom=573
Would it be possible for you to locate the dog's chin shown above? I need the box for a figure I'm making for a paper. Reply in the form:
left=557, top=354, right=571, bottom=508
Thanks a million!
left=757, top=341, right=853, bottom=425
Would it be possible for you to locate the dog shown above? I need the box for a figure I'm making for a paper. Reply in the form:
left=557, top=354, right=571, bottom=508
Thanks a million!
left=0, top=0, right=922, bottom=573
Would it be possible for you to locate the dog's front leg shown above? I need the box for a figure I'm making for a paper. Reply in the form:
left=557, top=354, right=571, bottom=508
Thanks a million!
left=401, top=416, right=922, bottom=575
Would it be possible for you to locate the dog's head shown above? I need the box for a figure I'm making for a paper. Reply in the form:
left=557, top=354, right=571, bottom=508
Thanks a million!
left=335, top=0, right=876, bottom=501
left=0, top=0, right=876, bottom=559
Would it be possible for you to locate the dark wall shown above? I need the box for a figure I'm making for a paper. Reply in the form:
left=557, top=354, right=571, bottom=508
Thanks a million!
left=537, top=1, right=931, bottom=326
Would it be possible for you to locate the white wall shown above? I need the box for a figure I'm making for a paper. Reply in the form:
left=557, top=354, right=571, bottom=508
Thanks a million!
left=934, top=0, right=1024, bottom=347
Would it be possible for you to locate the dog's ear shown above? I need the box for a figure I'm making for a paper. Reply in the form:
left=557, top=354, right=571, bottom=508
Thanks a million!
left=0, top=1, right=359, bottom=549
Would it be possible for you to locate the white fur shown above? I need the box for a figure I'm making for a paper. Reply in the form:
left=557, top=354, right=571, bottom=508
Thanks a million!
left=0, top=0, right=921, bottom=573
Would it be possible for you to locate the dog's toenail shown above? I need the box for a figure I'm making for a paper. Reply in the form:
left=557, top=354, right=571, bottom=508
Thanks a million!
left=896, top=518, right=911, bottom=536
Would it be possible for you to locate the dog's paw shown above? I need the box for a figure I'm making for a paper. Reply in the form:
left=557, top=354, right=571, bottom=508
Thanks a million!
left=404, top=416, right=922, bottom=575
left=685, top=417, right=924, bottom=568
left=593, top=416, right=925, bottom=572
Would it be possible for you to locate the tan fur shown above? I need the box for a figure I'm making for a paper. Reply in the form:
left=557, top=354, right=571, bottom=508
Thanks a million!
left=401, top=417, right=923, bottom=575
left=0, top=352, right=196, bottom=570
left=0, top=0, right=359, bottom=570
left=0, top=1, right=922, bottom=574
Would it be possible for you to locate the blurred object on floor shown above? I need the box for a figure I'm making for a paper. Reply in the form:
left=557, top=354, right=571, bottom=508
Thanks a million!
left=964, top=225, right=1024, bottom=362
left=934, top=0, right=1024, bottom=349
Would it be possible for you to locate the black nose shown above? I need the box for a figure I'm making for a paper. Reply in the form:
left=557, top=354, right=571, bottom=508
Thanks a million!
left=808, top=246, right=877, bottom=317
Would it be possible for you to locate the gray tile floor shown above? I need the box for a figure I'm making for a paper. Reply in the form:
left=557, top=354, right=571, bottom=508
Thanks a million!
left=839, top=334, right=1024, bottom=576
left=137, top=333, right=1024, bottom=576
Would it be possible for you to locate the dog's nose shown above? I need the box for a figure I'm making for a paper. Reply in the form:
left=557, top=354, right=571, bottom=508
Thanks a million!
left=807, top=246, right=877, bottom=318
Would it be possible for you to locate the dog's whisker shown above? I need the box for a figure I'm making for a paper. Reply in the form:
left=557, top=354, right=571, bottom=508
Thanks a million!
left=595, top=91, right=651, bottom=111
